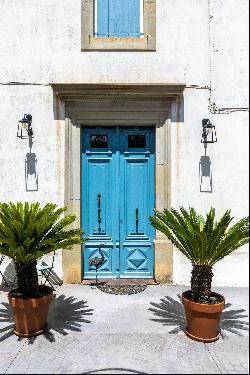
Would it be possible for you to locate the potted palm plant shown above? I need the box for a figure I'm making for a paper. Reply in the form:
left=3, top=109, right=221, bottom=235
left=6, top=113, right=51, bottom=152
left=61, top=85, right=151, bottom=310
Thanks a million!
left=150, top=207, right=249, bottom=342
left=0, top=202, right=85, bottom=337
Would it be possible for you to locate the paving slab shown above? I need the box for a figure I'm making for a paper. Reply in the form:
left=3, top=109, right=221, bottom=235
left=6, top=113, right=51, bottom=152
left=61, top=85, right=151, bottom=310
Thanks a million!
left=0, top=284, right=249, bottom=374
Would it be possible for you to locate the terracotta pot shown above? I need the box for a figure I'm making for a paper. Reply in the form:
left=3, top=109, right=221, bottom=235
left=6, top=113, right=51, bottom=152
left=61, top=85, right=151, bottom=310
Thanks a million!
left=8, top=286, right=54, bottom=337
left=182, top=290, right=225, bottom=343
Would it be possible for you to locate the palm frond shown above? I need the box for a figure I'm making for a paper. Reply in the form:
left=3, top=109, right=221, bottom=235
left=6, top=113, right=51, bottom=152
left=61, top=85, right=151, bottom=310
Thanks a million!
left=0, top=202, right=86, bottom=263
left=150, top=207, right=249, bottom=266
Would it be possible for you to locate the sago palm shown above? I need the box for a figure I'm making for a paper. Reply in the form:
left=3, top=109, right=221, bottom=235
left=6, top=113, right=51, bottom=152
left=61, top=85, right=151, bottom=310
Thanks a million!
left=150, top=207, right=249, bottom=303
left=0, top=202, right=85, bottom=298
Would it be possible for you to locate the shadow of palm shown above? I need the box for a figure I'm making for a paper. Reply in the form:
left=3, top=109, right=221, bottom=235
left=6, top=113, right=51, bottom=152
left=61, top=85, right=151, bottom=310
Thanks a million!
left=149, top=294, right=249, bottom=337
left=149, top=295, right=186, bottom=334
left=220, top=304, right=249, bottom=338
left=0, top=294, right=94, bottom=343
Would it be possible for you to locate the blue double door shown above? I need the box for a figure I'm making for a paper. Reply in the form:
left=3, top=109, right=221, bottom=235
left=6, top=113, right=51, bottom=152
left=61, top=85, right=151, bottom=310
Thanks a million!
left=82, top=126, right=155, bottom=279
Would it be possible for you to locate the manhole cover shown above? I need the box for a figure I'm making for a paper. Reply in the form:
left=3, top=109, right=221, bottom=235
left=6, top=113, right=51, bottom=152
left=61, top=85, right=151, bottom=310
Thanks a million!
left=97, top=284, right=147, bottom=295
left=82, top=369, right=148, bottom=374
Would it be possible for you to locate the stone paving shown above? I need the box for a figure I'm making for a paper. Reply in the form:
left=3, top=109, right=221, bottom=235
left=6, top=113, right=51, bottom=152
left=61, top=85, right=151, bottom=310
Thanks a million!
left=0, top=284, right=249, bottom=374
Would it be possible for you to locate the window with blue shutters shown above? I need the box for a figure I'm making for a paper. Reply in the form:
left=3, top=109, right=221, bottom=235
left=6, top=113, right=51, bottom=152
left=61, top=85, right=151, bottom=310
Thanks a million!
left=95, top=0, right=142, bottom=38
left=81, top=0, right=156, bottom=51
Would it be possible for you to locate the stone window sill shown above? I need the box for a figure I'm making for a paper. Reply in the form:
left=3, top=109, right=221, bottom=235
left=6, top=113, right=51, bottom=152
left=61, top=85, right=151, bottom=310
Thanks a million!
left=83, top=36, right=155, bottom=51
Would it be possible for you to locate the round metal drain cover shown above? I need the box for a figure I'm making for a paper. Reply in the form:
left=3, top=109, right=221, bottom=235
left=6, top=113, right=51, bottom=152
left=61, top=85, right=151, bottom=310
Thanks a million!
left=97, top=284, right=147, bottom=295
left=82, top=368, right=148, bottom=374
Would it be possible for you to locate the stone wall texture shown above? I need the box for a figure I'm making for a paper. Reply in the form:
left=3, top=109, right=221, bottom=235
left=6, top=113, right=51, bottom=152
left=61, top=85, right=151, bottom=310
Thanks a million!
left=0, top=0, right=249, bottom=286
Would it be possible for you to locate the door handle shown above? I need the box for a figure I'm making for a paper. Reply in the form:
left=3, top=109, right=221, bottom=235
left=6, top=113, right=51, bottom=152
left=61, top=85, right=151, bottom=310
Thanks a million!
left=97, top=193, right=101, bottom=224
left=98, top=208, right=101, bottom=224
left=136, top=208, right=139, bottom=225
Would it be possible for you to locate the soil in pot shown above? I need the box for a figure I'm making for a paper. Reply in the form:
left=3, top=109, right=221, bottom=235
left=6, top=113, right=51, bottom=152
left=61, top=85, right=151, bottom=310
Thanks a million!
left=182, top=290, right=225, bottom=343
left=8, top=285, right=54, bottom=337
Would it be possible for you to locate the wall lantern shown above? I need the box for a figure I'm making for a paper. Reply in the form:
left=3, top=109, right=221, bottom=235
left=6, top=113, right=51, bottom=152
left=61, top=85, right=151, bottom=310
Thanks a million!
left=201, top=119, right=217, bottom=144
left=17, top=114, right=33, bottom=139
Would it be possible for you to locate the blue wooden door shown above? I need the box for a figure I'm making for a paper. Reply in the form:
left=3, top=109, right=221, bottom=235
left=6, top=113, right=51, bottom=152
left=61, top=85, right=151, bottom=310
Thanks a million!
left=82, top=127, right=155, bottom=279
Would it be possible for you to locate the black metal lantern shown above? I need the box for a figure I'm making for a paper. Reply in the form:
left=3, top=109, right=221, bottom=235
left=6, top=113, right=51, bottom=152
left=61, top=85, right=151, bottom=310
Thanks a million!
left=201, top=119, right=217, bottom=144
left=17, top=114, right=33, bottom=139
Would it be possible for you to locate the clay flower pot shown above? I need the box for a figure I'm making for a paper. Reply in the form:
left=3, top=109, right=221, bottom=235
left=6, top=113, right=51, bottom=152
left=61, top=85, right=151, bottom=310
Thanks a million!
left=182, top=290, right=225, bottom=343
left=8, top=286, right=54, bottom=337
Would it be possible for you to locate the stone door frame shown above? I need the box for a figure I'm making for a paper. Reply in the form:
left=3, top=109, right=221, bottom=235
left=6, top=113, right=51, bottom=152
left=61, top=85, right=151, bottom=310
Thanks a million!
left=52, top=84, right=185, bottom=283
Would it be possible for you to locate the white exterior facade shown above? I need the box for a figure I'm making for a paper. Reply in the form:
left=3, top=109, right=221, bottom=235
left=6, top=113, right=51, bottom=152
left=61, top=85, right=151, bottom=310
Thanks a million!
left=0, top=0, right=249, bottom=286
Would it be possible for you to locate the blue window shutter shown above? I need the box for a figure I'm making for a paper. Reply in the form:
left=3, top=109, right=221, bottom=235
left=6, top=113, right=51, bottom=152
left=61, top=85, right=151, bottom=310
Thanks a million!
left=108, top=0, right=140, bottom=38
left=97, top=0, right=109, bottom=37
left=109, top=0, right=128, bottom=37
left=128, top=0, right=140, bottom=37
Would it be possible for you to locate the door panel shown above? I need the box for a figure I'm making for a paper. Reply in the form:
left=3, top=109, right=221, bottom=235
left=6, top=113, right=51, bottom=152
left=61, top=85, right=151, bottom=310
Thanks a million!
left=123, top=160, right=149, bottom=236
left=119, top=128, right=155, bottom=278
left=82, top=128, right=119, bottom=278
left=82, top=126, right=155, bottom=279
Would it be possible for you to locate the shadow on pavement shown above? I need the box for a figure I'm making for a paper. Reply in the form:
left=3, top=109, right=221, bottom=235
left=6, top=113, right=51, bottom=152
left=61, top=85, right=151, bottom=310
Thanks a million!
left=149, top=295, right=186, bottom=334
left=0, top=294, right=94, bottom=343
left=149, top=294, right=249, bottom=337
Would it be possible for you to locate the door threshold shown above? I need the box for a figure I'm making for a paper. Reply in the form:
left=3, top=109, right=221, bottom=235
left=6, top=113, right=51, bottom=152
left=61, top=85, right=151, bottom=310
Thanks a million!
left=81, top=278, right=158, bottom=285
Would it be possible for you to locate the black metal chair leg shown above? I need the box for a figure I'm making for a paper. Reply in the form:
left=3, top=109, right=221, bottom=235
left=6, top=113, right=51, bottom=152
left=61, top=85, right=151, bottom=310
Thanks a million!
left=41, top=270, right=55, bottom=290
left=95, top=266, right=98, bottom=286
left=12, top=276, right=17, bottom=287
left=46, top=278, right=55, bottom=290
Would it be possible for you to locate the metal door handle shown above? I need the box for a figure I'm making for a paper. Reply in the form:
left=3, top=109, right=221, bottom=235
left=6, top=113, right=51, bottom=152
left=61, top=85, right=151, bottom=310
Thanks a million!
left=135, top=208, right=139, bottom=233
left=136, top=208, right=139, bottom=225
left=97, top=193, right=101, bottom=224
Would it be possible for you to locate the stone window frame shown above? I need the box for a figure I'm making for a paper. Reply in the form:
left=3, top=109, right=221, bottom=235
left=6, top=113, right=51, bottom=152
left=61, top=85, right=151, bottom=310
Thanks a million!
left=81, top=0, right=156, bottom=51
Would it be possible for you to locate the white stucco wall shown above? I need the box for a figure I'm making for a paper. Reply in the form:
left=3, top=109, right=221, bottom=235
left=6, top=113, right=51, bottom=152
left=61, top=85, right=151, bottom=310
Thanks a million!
left=0, top=0, right=249, bottom=286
